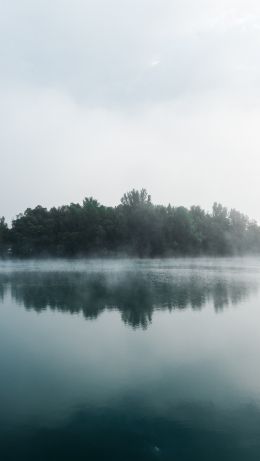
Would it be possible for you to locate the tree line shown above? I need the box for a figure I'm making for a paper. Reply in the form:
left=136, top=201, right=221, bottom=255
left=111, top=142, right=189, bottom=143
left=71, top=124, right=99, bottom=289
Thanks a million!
left=1, top=189, right=260, bottom=257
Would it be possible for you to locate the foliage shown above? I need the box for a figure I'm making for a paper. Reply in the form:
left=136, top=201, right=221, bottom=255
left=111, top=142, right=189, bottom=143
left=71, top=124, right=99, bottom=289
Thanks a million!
left=0, top=217, right=10, bottom=255
left=1, top=189, right=260, bottom=257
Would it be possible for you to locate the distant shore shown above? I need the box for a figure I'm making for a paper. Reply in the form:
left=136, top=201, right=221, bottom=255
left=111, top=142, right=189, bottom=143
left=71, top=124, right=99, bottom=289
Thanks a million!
left=1, top=189, right=260, bottom=258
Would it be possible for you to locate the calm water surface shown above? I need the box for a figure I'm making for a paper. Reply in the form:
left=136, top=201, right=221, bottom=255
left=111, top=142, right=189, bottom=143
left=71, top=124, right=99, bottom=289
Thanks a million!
left=1, top=258, right=260, bottom=460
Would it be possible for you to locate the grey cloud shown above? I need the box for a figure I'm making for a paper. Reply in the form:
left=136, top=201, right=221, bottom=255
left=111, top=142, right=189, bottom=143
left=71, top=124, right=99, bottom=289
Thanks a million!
left=1, top=0, right=260, bottom=105
left=1, top=0, right=260, bottom=223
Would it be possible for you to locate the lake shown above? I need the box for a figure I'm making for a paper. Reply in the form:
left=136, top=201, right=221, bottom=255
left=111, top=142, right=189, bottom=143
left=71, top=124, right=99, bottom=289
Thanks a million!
left=1, top=257, right=260, bottom=460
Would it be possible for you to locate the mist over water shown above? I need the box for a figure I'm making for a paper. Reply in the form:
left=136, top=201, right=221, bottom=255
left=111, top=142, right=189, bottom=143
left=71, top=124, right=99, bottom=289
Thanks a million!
left=1, top=257, right=260, bottom=460
left=0, top=258, right=258, bottom=328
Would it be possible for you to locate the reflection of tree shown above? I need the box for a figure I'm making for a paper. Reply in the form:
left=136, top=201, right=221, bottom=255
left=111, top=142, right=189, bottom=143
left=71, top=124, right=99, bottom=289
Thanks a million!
left=0, top=282, right=5, bottom=301
left=0, top=271, right=257, bottom=329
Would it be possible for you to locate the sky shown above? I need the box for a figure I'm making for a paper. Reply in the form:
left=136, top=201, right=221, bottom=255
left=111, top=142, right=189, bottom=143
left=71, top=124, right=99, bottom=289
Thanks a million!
left=1, top=0, right=260, bottom=222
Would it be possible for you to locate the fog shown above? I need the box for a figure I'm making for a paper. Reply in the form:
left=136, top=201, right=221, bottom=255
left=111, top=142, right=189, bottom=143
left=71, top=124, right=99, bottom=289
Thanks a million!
left=1, top=0, right=260, bottom=221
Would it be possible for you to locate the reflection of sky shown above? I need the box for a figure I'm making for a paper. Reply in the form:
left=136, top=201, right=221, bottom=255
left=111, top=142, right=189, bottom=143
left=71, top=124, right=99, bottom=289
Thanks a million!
left=0, top=260, right=260, bottom=433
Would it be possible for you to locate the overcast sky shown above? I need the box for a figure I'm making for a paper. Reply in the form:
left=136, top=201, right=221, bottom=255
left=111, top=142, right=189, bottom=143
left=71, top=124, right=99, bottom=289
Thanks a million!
left=1, top=0, right=260, bottom=222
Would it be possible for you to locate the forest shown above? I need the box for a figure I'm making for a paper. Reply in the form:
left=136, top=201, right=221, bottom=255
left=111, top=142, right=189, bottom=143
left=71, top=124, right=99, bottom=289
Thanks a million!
left=1, top=189, right=260, bottom=257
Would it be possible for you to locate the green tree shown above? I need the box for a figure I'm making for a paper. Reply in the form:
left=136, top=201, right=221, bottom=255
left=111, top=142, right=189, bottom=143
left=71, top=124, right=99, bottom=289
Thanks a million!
left=0, top=217, right=9, bottom=254
left=120, top=189, right=151, bottom=208
left=5, top=190, right=260, bottom=257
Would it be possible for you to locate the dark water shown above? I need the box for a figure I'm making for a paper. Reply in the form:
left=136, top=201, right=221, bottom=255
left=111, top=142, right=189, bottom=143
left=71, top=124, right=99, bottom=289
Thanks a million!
left=1, top=258, right=260, bottom=460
